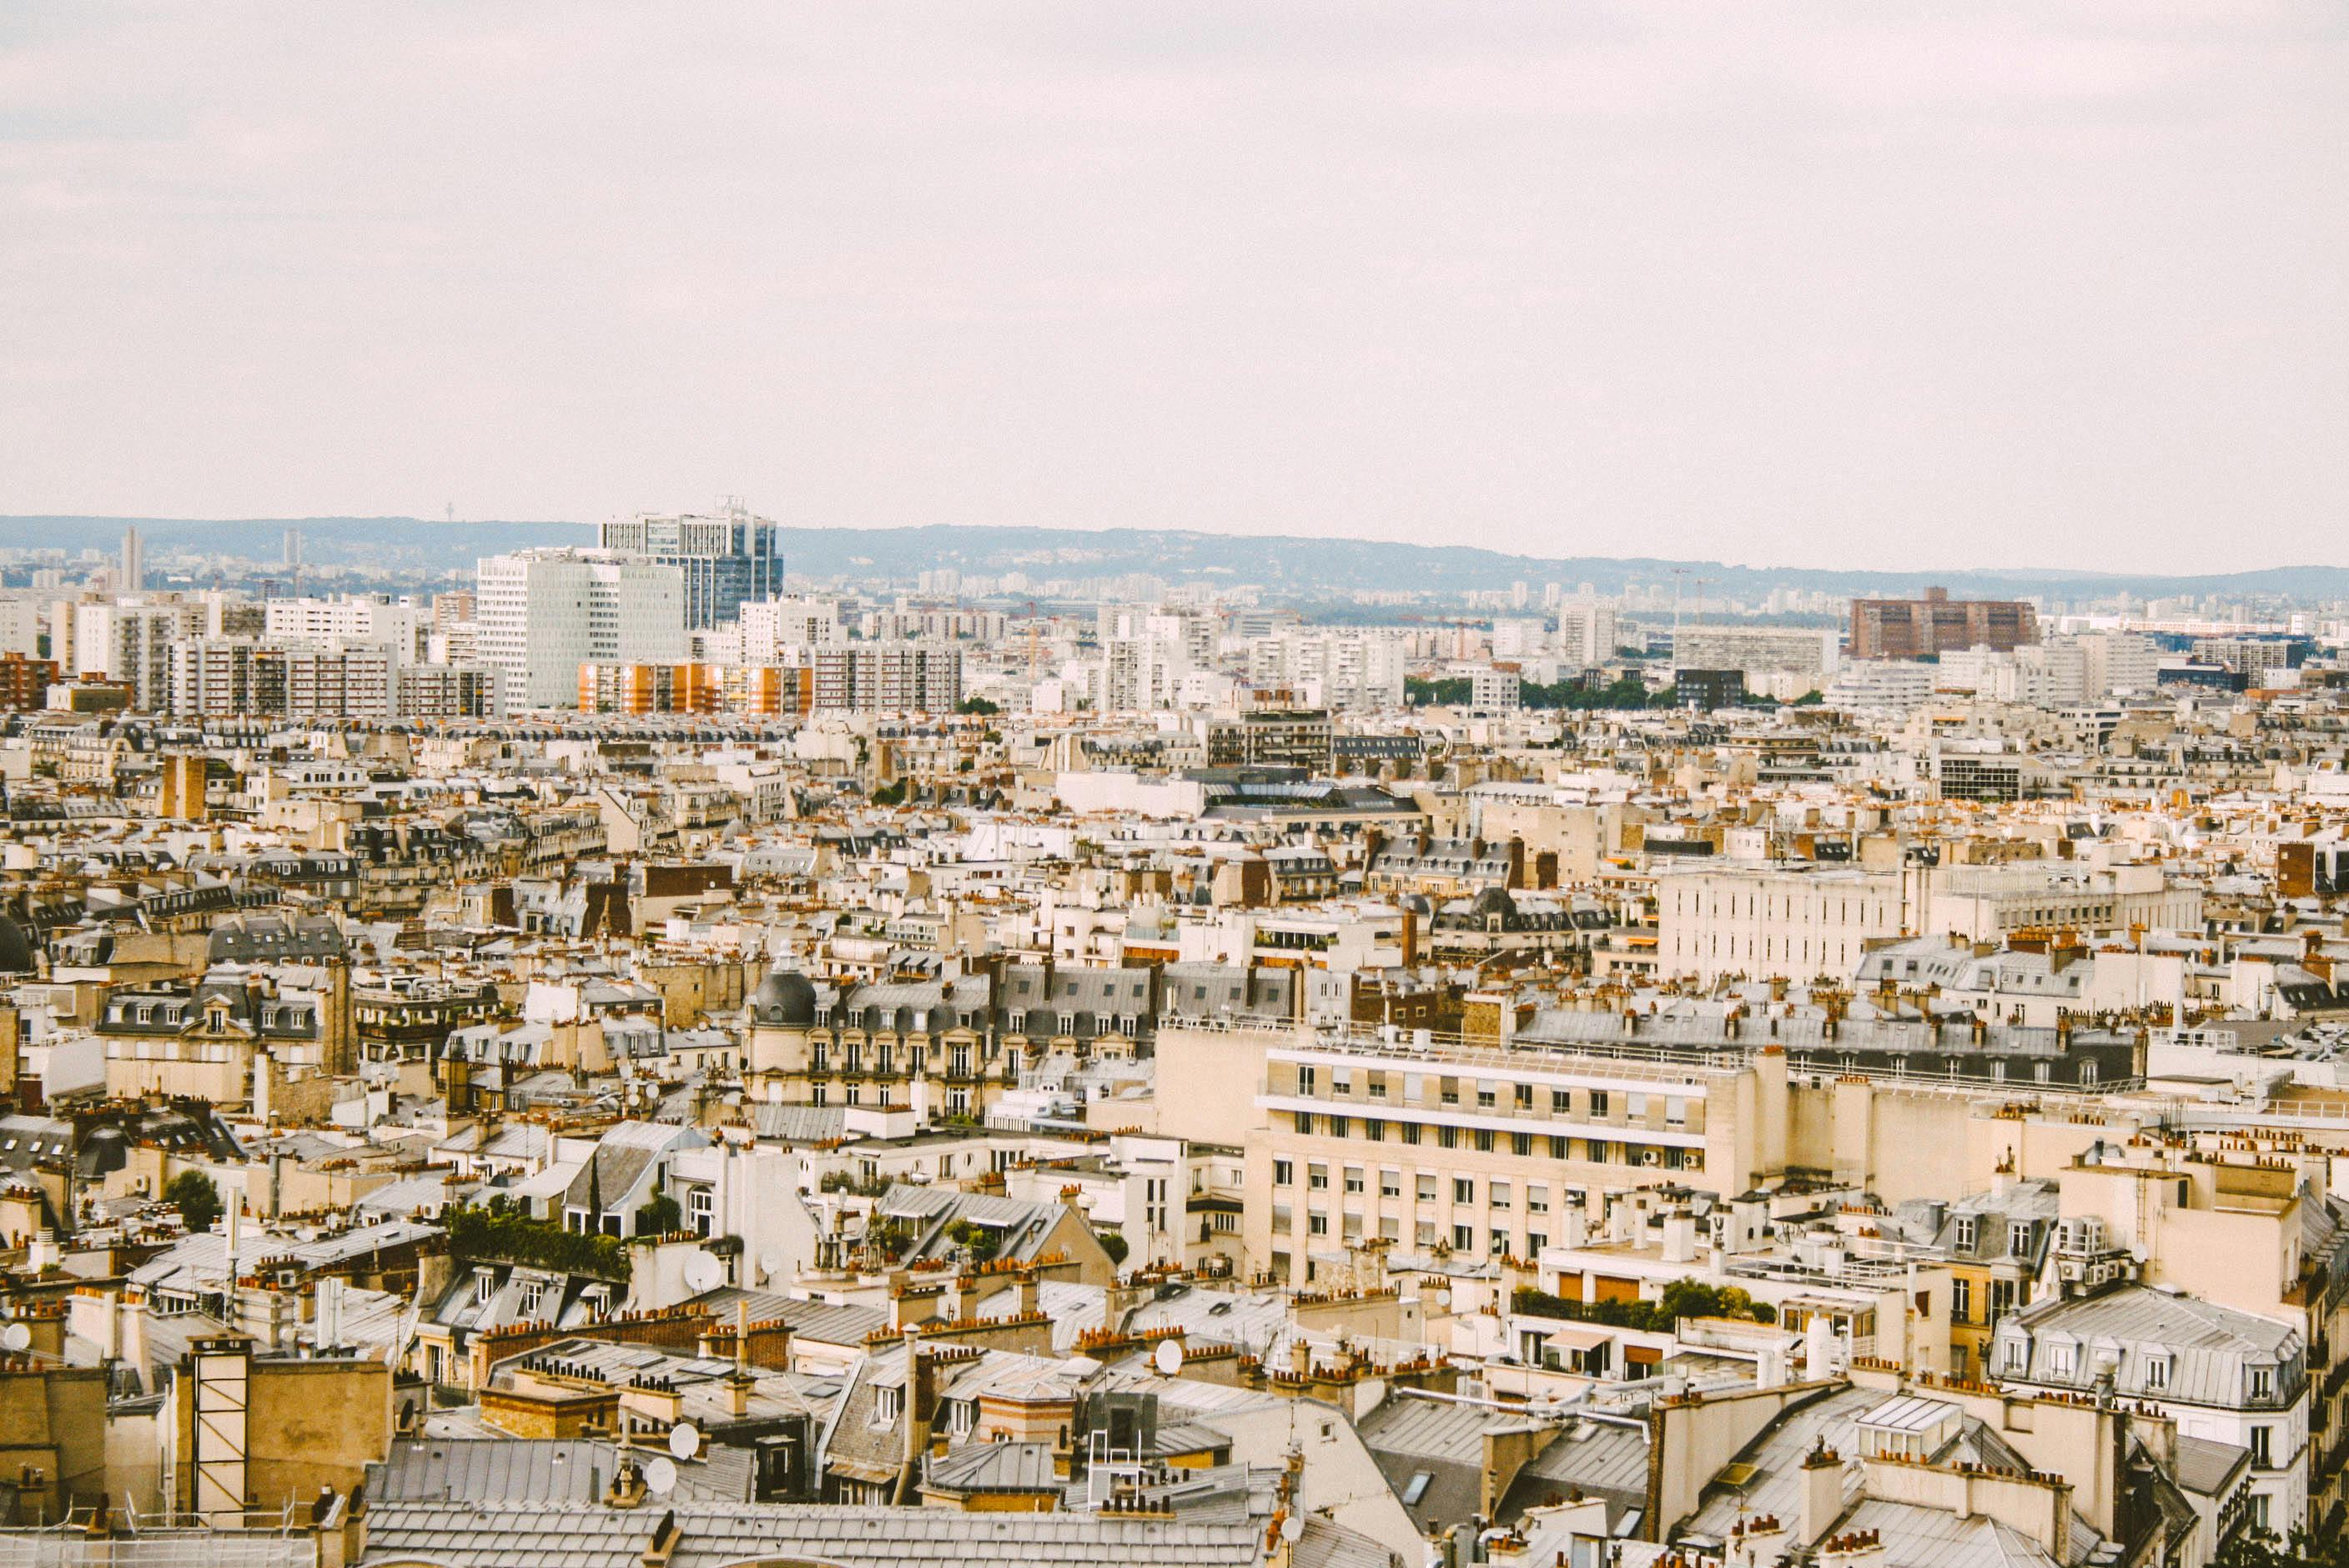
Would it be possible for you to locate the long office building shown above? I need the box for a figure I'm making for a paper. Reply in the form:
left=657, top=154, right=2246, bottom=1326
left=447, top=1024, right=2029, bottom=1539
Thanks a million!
left=1851, top=585, right=2040, bottom=660
left=475, top=549, right=686, bottom=710
left=596, top=504, right=782, bottom=629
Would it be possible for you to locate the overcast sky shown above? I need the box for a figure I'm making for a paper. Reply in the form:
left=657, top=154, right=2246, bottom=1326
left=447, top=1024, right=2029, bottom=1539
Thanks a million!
left=3, top=3, right=2343, bottom=571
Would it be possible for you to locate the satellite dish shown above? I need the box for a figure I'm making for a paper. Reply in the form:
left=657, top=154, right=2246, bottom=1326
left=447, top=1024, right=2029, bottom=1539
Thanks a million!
left=1280, top=1515, right=1305, bottom=1545
left=682, top=1253, right=723, bottom=1294
left=0, top=1323, right=29, bottom=1353
left=1152, top=1339, right=1185, bottom=1377
left=643, top=1457, right=677, bottom=1496
left=757, top=1252, right=783, bottom=1285
left=668, top=1422, right=701, bottom=1461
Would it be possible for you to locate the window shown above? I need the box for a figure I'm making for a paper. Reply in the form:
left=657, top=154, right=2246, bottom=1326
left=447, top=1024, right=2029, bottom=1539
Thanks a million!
left=874, top=1386, right=902, bottom=1424
left=1297, top=1065, right=1316, bottom=1095
left=1550, top=1136, right=1570, bottom=1159
left=1551, top=1089, right=1572, bottom=1113
left=2144, top=1354, right=2168, bottom=1390
left=1491, top=1181, right=1512, bottom=1210
left=1438, top=1125, right=1458, bottom=1148
left=1588, top=1090, right=1609, bottom=1117
left=1527, top=1185, right=1550, bottom=1214
left=2251, top=1364, right=2275, bottom=1401
left=2250, top=1425, right=2272, bottom=1468
left=2009, top=1222, right=2032, bottom=1256
left=2003, top=1339, right=2026, bottom=1374
left=1380, top=1169, right=1401, bottom=1199
left=1274, top=1159, right=1294, bottom=1187
left=1453, top=1178, right=1475, bottom=1204
left=1344, top=1166, right=1365, bottom=1195
left=1329, top=1115, right=1351, bottom=1140
left=1417, top=1174, right=1438, bottom=1203
left=689, top=1187, right=714, bottom=1237
left=1308, top=1163, right=1329, bottom=1191
left=1954, top=1217, right=1977, bottom=1249
left=1950, top=1278, right=1971, bottom=1324
left=1401, top=1122, right=1421, bottom=1145
left=2048, top=1341, right=2076, bottom=1378
left=1452, top=1224, right=1474, bottom=1251
left=1308, top=1212, right=1328, bottom=1235
left=1491, top=1229, right=1512, bottom=1257
left=1512, top=1133, right=1533, bottom=1158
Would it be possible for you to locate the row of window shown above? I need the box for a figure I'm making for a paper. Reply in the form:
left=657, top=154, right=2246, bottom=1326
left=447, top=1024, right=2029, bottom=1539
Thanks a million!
left=1271, top=1205, right=1553, bottom=1260
left=1290, top=1066, right=1691, bottom=1126
left=1288, top=1112, right=1702, bottom=1169
left=1275, top=1160, right=1580, bottom=1214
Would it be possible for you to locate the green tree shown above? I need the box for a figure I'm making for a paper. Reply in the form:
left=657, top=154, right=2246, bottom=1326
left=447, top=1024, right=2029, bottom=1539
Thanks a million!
left=636, top=1193, right=682, bottom=1236
left=166, top=1170, right=223, bottom=1233
left=2216, top=1530, right=2349, bottom=1568
left=1099, top=1232, right=1130, bottom=1266
left=956, top=696, right=1001, bottom=716
left=1406, top=676, right=1473, bottom=707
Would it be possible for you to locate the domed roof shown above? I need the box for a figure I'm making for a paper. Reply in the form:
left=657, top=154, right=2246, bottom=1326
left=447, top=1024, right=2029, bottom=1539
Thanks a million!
left=750, top=967, right=817, bottom=1027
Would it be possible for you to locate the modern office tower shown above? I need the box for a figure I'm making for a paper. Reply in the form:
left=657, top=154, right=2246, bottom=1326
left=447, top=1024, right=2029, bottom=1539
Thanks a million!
left=475, top=550, right=686, bottom=710
left=596, top=501, right=782, bottom=629
left=1849, top=586, right=2039, bottom=660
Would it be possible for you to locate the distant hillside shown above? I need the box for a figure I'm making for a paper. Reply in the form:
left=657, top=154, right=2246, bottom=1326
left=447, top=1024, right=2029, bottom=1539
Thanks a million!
left=6, top=515, right=2344, bottom=602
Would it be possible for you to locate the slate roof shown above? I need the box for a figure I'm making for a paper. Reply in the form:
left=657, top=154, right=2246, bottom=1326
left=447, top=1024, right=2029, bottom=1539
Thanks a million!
left=359, top=1497, right=1356, bottom=1566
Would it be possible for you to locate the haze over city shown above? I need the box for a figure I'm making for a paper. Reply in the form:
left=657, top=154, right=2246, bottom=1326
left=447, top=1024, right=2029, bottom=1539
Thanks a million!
left=5, top=3, right=2346, bottom=570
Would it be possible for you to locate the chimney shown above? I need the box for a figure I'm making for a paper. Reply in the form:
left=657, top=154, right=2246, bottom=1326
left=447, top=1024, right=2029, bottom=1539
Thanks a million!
left=1799, top=1440, right=1847, bottom=1546
left=1660, top=1209, right=1698, bottom=1265
left=722, top=1301, right=755, bottom=1418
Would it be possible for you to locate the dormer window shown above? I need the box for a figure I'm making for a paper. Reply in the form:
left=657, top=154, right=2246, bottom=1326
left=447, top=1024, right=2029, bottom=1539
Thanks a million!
left=2251, top=1364, right=2275, bottom=1400
left=2143, top=1353, right=2170, bottom=1390
left=874, top=1385, right=903, bottom=1424
left=1954, top=1217, right=1978, bottom=1249
left=2048, top=1340, right=2077, bottom=1378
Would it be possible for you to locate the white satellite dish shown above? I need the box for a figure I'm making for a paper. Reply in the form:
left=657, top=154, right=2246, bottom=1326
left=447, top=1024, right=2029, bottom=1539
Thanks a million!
left=0, top=1323, right=29, bottom=1353
left=757, top=1252, right=783, bottom=1285
left=682, top=1253, right=723, bottom=1294
left=643, top=1456, right=677, bottom=1496
left=1280, top=1515, right=1305, bottom=1545
left=668, top=1422, right=701, bottom=1461
left=1152, top=1339, right=1185, bottom=1377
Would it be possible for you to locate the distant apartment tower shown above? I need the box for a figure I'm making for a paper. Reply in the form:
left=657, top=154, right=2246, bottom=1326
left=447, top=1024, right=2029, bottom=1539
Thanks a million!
left=119, top=525, right=143, bottom=593
left=475, top=550, right=687, bottom=710
left=1555, top=602, right=1620, bottom=668
left=263, top=594, right=423, bottom=660
left=1849, top=586, right=2038, bottom=660
left=810, top=641, right=962, bottom=713
left=596, top=502, right=781, bottom=629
